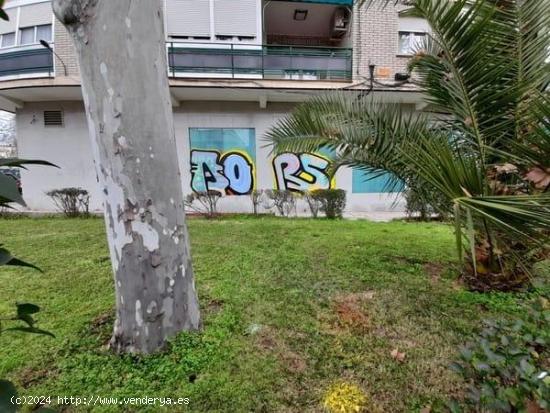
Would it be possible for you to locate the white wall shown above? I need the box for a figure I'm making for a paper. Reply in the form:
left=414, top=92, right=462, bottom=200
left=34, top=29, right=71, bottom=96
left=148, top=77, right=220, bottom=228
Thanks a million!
left=17, top=100, right=404, bottom=214
left=16, top=101, right=103, bottom=211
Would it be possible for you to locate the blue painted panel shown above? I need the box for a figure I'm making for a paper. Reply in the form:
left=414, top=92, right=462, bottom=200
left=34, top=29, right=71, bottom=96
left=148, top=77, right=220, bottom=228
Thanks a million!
left=352, top=168, right=404, bottom=194
left=189, top=128, right=256, bottom=161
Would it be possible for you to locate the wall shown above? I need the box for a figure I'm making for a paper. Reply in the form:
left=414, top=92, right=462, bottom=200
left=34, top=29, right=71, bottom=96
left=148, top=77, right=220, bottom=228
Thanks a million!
left=17, top=100, right=404, bottom=214
left=16, top=101, right=102, bottom=211
left=352, top=2, right=409, bottom=81
left=53, top=17, right=79, bottom=77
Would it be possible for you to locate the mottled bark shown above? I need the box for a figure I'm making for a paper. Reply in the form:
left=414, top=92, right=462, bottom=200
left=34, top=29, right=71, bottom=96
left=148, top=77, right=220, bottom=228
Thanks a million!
left=52, top=0, right=200, bottom=353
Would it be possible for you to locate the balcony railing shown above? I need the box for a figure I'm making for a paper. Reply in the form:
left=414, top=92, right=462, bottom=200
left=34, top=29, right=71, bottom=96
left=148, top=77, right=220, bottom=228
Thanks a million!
left=0, top=47, right=54, bottom=78
left=167, top=43, right=353, bottom=81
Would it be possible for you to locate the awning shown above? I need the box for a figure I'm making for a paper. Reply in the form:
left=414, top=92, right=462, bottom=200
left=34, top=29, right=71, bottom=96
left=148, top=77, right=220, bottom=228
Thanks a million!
left=271, top=0, right=353, bottom=6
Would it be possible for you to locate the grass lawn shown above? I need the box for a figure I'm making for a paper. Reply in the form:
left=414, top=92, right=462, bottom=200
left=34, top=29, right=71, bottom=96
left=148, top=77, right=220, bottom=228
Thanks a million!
left=0, top=216, right=542, bottom=412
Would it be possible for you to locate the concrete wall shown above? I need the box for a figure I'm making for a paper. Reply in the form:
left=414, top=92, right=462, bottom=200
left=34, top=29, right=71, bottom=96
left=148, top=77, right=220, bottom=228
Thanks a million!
left=17, top=100, right=404, bottom=214
left=16, top=101, right=101, bottom=211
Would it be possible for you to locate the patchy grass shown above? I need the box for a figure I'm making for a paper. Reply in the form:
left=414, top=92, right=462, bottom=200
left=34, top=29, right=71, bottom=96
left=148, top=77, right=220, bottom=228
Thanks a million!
left=0, top=216, right=544, bottom=412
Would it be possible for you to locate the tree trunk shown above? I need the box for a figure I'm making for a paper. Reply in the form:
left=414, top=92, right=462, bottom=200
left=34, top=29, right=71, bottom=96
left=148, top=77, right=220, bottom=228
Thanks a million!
left=52, top=0, right=201, bottom=353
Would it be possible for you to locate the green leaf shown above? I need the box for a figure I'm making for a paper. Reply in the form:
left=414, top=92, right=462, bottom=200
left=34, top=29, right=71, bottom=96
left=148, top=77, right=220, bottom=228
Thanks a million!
left=17, top=303, right=40, bottom=316
left=0, top=249, right=42, bottom=271
left=0, top=9, right=8, bottom=22
left=0, top=158, right=57, bottom=169
left=0, top=380, right=17, bottom=413
left=0, top=248, right=12, bottom=266
left=4, top=326, right=55, bottom=338
left=0, top=172, right=25, bottom=206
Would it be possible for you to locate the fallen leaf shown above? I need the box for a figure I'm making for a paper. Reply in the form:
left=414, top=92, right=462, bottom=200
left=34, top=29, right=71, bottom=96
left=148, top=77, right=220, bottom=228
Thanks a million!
left=390, top=348, right=406, bottom=362
left=420, top=407, right=431, bottom=413
left=525, top=167, right=550, bottom=189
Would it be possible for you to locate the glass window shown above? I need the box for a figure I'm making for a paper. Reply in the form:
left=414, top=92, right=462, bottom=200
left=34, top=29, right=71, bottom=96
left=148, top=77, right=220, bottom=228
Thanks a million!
left=398, top=31, right=426, bottom=55
left=19, top=27, right=35, bottom=45
left=36, top=24, right=52, bottom=43
left=1, top=32, right=15, bottom=48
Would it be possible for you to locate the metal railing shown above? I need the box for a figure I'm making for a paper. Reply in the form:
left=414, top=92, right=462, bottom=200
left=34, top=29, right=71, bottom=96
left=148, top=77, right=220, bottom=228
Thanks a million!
left=0, top=42, right=353, bottom=82
left=0, top=47, right=54, bottom=78
left=167, top=42, right=353, bottom=81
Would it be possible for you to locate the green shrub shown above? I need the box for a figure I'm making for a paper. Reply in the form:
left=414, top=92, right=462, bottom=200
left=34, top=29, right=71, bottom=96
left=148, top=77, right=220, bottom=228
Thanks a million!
left=250, top=190, right=264, bottom=215
left=449, top=299, right=550, bottom=412
left=46, top=187, right=90, bottom=217
left=405, top=183, right=451, bottom=221
left=303, top=191, right=322, bottom=218
left=265, top=189, right=296, bottom=217
left=312, top=189, right=346, bottom=219
left=184, top=190, right=221, bottom=219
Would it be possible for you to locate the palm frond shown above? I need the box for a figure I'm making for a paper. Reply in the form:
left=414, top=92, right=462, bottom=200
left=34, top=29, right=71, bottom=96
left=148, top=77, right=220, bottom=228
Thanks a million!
left=265, top=92, right=432, bottom=189
left=406, top=0, right=521, bottom=154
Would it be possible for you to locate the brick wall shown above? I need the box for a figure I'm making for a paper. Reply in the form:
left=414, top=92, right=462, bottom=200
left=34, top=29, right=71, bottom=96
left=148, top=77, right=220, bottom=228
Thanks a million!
left=53, top=19, right=80, bottom=77
left=352, top=2, right=410, bottom=83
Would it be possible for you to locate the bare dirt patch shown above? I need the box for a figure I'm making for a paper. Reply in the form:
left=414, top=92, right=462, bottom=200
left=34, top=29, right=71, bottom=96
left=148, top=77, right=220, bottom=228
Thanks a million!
left=19, top=367, right=58, bottom=389
left=254, top=327, right=307, bottom=373
left=326, top=291, right=375, bottom=333
left=423, top=262, right=446, bottom=283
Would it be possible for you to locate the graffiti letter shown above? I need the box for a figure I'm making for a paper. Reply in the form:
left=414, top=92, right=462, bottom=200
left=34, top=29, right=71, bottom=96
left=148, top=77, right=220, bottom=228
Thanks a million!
left=190, top=150, right=229, bottom=194
left=300, top=153, right=331, bottom=190
left=273, top=153, right=303, bottom=191
left=273, top=152, right=332, bottom=192
left=222, top=152, right=254, bottom=195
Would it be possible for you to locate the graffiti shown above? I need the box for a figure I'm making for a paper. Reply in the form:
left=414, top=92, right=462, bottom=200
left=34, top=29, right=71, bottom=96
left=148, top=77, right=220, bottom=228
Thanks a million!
left=273, top=152, right=333, bottom=192
left=190, top=150, right=254, bottom=195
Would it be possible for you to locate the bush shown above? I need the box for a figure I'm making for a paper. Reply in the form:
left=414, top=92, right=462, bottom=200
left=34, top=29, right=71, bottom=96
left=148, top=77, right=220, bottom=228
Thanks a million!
left=265, top=190, right=296, bottom=217
left=304, top=191, right=322, bottom=218
left=250, top=190, right=264, bottom=215
left=312, top=189, right=346, bottom=219
left=46, top=187, right=90, bottom=217
left=405, top=184, right=451, bottom=221
left=184, top=190, right=221, bottom=219
left=449, top=299, right=550, bottom=412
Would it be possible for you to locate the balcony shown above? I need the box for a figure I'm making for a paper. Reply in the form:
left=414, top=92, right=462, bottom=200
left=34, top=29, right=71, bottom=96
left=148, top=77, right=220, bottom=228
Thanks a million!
left=0, top=46, right=54, bottom=79
left=167, top=43, right=352, bottom=81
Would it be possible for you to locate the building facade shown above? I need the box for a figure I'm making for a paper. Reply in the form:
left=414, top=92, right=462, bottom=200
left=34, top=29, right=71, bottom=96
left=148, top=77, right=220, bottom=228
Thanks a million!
left=0, top=0, right=429, bottom=214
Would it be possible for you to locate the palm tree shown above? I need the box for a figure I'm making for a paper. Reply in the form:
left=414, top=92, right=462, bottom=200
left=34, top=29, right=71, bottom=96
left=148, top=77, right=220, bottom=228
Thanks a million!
left=266, top=0, right=550, bottom=291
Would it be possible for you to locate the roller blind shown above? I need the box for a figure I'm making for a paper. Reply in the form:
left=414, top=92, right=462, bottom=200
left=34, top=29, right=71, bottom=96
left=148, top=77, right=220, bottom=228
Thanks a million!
left=214, top=0, right=257, bottom=37
left=0, top=8, right=17, bottom=35
left=398, top=17, right=430, bottom=33
left=166, top=0, right=211, bottom=37
left=19, top=2, right=52, bottom=28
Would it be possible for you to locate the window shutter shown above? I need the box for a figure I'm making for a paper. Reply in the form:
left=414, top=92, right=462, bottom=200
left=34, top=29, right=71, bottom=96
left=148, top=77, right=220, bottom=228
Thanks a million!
left=214, top=0, right=257, bottom=37
left=19, top=3, right=52, bottom=28
left=398, top=17, right=430, bottom=33
left=0, top=8, right=16, bottom=35
left=166, top=0, right=211, bottom=37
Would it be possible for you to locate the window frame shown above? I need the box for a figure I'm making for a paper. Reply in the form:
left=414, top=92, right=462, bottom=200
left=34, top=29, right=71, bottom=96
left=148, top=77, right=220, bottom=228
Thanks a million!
left=397, top=31, right=426, bottom=57
left=0, top=32, right=16, bottom=49
left=17, top=23, right=53, bottom=47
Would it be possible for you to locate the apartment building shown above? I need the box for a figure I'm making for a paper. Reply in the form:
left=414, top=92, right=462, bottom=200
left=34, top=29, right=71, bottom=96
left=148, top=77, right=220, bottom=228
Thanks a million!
left=0, top=0, right=429, bottom=213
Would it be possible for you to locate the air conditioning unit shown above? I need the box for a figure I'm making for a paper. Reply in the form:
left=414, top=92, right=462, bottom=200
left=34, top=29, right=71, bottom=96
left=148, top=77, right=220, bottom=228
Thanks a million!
left=331, top=7, right=351, bottom=39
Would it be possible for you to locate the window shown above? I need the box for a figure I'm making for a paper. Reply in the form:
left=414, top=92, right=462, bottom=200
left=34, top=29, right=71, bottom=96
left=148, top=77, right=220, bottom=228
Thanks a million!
left=18, top=24, right=52, bottom=46
left=19, top=27, right=35, bottom=45
left=398, top=31, right=426, bottom=56
left=36, top=24, right=52, bottom=43
left=189, top=128, right=256, bottom=195
left=0, top=32, right=15, bottom=48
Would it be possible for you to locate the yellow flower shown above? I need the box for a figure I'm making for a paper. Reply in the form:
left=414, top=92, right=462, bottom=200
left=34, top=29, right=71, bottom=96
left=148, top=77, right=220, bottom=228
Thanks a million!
left=323, top=382, right=368, bottom=413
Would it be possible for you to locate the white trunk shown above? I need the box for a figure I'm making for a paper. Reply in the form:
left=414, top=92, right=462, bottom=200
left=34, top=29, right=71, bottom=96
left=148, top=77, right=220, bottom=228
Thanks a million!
left=52, top=0, right=200, bottom=353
